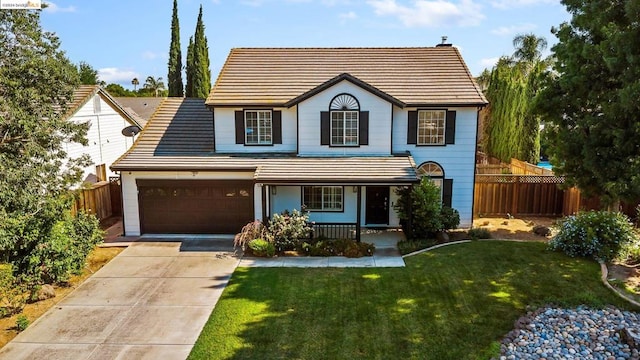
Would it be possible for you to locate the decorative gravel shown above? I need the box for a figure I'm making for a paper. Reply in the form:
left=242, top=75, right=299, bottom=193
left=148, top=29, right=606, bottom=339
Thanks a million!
left=499, top=306, right=640, bottom=360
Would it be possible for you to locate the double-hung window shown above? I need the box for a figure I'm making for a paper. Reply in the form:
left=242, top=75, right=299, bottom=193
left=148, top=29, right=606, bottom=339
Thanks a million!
left=331, top=111, right=358, bottom=146
left=245, top=110, right=272, bottom=145
left=303, top=186, right=343, bottom=211
left=417, top=110, right=445, bottom=145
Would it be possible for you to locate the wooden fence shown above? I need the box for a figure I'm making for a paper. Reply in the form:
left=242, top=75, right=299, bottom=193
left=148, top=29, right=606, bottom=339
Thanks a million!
left=474, top=175, right=566, bottom=217
left=71, top=179, right=122, bottom=221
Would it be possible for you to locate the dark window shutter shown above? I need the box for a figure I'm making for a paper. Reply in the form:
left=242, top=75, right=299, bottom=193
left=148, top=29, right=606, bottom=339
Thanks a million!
left=443, top=179, right=453, bottom=207
left=321, top=111, right=330, bottom=145
left=235, top=111, right=245, bottom=144
left=445, top=110, right=456, bottom=144
left=407, top=111, right=417, bottom=144
left=359, top=111, right=369, bottom=145
left=272, top=110, right=282, bottom=144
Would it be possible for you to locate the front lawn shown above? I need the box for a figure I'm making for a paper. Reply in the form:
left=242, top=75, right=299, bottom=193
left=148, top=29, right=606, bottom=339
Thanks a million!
left=189, top=241, right=631, bottom=360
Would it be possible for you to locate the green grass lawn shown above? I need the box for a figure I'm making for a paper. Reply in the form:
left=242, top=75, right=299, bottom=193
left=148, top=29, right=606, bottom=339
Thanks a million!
left=189, top=241, right=633, bottom=360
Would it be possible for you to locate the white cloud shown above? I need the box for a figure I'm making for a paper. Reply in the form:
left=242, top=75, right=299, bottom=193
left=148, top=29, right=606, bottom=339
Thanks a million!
left=43, top=1, right=76, bottom=13
left=98, top=68, right=139, bottom=84
left=491, top=0, right=556, bottom=9
left=479, top=57, right=499, bottom=69
left=339, top=11, right=358, bottom=20
left=490, top=23, right=537, bottom=36
left=367, top=0, right=484, bottom=28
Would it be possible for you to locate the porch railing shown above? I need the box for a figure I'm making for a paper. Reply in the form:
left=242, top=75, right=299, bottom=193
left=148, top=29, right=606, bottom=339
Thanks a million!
left=309, top=222, right=357, bottom=241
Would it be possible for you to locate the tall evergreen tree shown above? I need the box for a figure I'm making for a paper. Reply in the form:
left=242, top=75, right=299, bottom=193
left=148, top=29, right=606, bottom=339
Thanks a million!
left=536, top=0, right=640, bottom=206
left=482, top=33, right=549, bottom=164
left=185, top=36, right=194, bottom=97
left=186, top=5, right=211, bottom=99
left=167, top=0, right=183, bottom=97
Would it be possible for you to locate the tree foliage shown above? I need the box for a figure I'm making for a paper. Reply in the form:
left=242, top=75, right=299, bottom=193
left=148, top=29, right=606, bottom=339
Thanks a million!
left=77, top=61, right=98, bottom=85
left=185, top=5, right=210, bottom=98
left=143, top=76, right=166, bottom=97
left=167, top=0, right=183, bottom=97
left=0, top=10, right=101, bottom=284
left=482, top=34, right=549, bottom=163
left=394, top=178, right=459, bottom=240
left=535, top=0, right=640, bottom=205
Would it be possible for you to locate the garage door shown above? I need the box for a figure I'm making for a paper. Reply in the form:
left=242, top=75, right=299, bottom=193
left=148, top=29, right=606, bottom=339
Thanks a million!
left=137, top=180, right=254, bottom=234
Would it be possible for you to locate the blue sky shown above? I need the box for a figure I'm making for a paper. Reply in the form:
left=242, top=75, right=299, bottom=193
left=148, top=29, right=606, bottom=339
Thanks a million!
left=40, top=0, right=571, bottom=89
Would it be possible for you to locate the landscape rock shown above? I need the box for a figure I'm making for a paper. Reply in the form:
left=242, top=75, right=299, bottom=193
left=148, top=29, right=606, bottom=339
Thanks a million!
left=36, top=284, right=55, bottom=300
left=436, top=231, right=450, bottom=243
left=532, top=225, right=551, bottom=237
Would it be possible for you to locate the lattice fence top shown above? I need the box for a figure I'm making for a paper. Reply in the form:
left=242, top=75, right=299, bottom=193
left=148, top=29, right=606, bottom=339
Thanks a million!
left=475, top=175, right=565, bottom=184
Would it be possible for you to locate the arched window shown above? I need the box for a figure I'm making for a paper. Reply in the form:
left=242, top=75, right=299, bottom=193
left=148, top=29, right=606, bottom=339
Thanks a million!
left=329, top=94, right=359, bottom=146
left=417, top=162, right=444, bottom=189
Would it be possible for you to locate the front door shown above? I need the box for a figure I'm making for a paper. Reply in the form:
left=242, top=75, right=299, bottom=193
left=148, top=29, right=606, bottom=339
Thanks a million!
left=365, top=186, right=389, bottom=225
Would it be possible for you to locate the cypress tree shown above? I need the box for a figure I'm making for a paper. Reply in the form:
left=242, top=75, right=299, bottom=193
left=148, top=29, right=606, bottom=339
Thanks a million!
left=189, top=5, right=211, bottom=99
left=167, top=0, right=183, bottom=97
left=185, top=36, right=194, bottom=97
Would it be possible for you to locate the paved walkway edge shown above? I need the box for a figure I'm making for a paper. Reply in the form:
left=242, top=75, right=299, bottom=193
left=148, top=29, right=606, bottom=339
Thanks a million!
left=600, top=262, right=640, bottom=308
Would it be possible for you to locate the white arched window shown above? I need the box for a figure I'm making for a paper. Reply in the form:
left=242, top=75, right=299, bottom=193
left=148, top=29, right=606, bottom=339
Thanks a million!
left=417, top=162, right=444, bottom=189
left=329, top=94, right=359, bottom=146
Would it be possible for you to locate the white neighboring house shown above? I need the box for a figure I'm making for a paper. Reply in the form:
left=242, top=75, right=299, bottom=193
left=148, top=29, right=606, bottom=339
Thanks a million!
left=64, top=85, right=142, bottom=183
left=112, top=46, right=488, bottom=237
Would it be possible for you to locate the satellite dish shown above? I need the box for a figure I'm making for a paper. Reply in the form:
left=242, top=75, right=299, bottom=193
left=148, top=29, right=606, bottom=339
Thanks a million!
left=121, top=125, right=141, bottom=137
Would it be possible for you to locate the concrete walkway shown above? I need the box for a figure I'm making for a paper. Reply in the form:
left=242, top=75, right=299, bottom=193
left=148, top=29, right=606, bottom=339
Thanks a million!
left=0, top=239, right=240, bottom=360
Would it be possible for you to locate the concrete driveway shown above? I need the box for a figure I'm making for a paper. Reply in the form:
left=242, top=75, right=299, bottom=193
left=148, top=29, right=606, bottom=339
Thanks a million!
left=0, top=238, right=240, bottom=360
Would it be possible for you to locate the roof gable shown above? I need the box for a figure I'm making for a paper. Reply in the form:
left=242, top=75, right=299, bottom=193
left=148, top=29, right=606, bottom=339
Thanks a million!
left=65, top=85, right=142, bottom=128
left=283, top=73, right=405, bottom=108
left=206, top=47, right=488, bottom=107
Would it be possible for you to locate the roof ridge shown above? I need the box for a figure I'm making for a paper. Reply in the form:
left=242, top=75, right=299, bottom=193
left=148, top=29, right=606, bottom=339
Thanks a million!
left=230, top=47, right=439, bottom=50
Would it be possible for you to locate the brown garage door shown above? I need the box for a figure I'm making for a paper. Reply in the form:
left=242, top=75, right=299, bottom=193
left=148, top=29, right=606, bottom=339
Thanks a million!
left=137, top=180, right=254, bottom=234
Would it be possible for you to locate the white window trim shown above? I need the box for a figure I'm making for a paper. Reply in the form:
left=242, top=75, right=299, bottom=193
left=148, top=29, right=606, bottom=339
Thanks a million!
left=417, top=110, right=446, bottom=145
left=303, top=186, right=344, bottom=212
left=330, top=110, right=359, bottom=146
left=417, top=162, right=444, bottom=201
left=244, top=110, right=273, bottom=145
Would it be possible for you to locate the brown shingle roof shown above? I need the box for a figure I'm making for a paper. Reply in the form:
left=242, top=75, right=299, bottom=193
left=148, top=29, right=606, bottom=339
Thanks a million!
left=206, top=47, right=487, bottom=107
left=113, top=97, right=165, bottom=128
left=111, top=97, right=418, bottom=183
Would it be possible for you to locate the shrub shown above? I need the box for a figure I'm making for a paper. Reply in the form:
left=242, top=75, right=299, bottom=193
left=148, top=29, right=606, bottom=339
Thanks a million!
left=468, top=228, right=491, bottom=240
left=15, top=314, right=29, bottom=332
left=0, top=263, right=28, bottom=318
left=268, top=209, right=312, bottom=251
left=248, top=238, right=275, bottom=257
left=234, top=221, right=267, bottom=250
left=549, top=211, right=639, bottom=262
left=440, top=206, right=460, bottom=231
left=28, top=212, right=103, bottom=283
left=394, top=178, right=442, bottom=239
left=300, top=239, right=374, bottom=257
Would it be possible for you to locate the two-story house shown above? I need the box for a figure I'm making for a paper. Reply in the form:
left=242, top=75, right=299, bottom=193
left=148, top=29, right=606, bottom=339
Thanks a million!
left=111, top=46, right=487, bottom=237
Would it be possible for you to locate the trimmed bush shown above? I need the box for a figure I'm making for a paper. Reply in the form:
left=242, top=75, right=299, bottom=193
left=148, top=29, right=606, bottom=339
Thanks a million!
left=248, top=239, right=275, bottom=257
left=268, top=209, right=312, bottom=251
left=468, top=228, right=491, bottom=240
left=549, top=211, right=639, bottom=262
left=440, top=206, right=460, bottom=231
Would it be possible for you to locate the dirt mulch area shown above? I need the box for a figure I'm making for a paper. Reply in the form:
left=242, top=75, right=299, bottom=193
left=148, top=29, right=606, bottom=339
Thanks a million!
left=472, top=216, right=557, bottom=241
left=0, top=223, right=124, bottom=349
